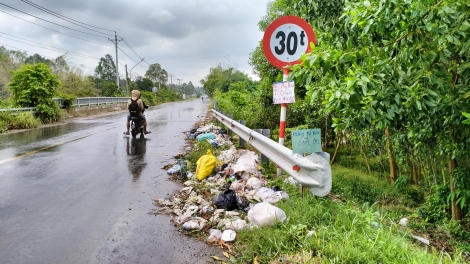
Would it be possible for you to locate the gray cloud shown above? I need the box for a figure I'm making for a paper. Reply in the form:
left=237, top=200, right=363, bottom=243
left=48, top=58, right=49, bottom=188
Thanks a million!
left=0, top=0, right=269, bottom=85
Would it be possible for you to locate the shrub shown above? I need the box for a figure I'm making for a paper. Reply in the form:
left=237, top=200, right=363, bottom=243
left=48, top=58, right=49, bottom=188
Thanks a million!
left=418, top=185, right=451, bottom=223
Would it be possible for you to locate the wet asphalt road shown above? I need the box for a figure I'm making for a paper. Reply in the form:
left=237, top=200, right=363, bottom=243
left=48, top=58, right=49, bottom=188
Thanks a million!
left=0, top=99, right=222, bottom=264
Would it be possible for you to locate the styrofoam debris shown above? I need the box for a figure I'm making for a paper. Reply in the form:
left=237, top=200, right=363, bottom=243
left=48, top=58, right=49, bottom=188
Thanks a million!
left=221, top=229, right=237, bottom=242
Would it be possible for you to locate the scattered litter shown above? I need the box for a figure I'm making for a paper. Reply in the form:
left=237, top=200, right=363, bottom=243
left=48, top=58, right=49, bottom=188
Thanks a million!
left=247, top=201, right=287, bottom=227
left=399, top=217, right=408, bottom=227
left=221, top=229, right=237, bottom=242
left=182, top=217, right=207, bottom=230
left=196, top=149, right=217, bottom=180
left=167, top=164, right=181, bottom=174
left=284, top=176, right=299, bottom=185
left=246, top=177, right=265, bottom=190
left=224, top=219, right=247, bottom=230
left=207, top=229, right=222, bottom=244
left=212, top=189, right=238, bottom=210
left=412, top=235, right=430, bottom=245
left=257, top=187, right=289, bottom=203
left=154, top=122, right=291, bottom=253
left=370, top=221, right=383, bottom=228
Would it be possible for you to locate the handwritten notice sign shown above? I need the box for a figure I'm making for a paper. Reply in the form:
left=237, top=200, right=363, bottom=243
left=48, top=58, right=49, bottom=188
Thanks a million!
left=273, top=81, right=295, bottom=104
left=292, top=128, right=321, bottom=154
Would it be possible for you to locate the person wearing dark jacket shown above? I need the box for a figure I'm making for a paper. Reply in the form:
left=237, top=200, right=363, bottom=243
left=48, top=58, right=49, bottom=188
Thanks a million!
left=124, top=90, right=151, bottom=135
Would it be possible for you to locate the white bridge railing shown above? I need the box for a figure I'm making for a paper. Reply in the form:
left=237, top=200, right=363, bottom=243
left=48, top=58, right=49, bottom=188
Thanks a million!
left=0, top=97, right=129, bottom=112
left=211, top=109, right=332, bottom=197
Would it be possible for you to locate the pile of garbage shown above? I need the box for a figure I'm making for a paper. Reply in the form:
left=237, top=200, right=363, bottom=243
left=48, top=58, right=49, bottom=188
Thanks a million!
left=152, top=123, right=293, bottom=249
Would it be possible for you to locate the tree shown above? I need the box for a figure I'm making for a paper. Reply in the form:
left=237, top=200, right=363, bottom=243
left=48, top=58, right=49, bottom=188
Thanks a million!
left=52, top=55, right=70, bottom=75
left=94, top=54, right=116, bottom=83
left=98, top=81, right=118, bottom=97
left=25, top=53, right=53, bottom=66
left=8, top=63, right=61, bottom=122
left=135, top=76, right=154, bottom=92
left=291, top=0, right=470, bottom=220
left=200, top=64, right=253, bottom=97
left=58, top=68, right=98, bottom=97
left=145, top=63, right=168, bottom=87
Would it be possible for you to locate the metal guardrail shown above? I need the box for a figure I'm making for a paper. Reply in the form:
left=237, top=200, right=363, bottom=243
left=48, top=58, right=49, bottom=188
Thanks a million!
left=0, top=107, right=36, bottom=113
left=53, top=97, right=129, bottom=108
left=211, top=109, right=332, bottom=197
left=0, top=97, right=129, bottom=112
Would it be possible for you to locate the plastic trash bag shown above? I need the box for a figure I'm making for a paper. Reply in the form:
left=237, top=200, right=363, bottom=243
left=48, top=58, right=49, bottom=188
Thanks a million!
left=257, top=187, right=289, bottom=203
left=206, top=229, right=222, bottom=243
left=196, top=132, right=216, bottom=141
left=196, top=149, right=217, bottom=180
left=247, top=201, right=287, bottom=227
left=167, top=164, right=181, bottom=174
left=224, top=219, right=247, bottom=230
left=232, top=150, right=258, bottom=174
left=246, top=177, right=264, bottom=190
left=212, top=189, right=238, bottom=210
left=221, top=229, right=237, bottom=242
left=182, top=217, right=207, bottom=230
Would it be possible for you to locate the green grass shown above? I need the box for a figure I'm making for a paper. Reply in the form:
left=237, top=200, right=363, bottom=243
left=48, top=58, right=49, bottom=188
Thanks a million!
left=234, top=185, right=465, bottom=263
left=0, top=111, right=41, bottom=132
left=180, top=123, right=468, bottom=263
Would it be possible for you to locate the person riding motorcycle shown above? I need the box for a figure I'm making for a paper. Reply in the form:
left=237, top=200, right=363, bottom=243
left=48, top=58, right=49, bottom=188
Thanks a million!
left=124, top=90, right=151, bottom=135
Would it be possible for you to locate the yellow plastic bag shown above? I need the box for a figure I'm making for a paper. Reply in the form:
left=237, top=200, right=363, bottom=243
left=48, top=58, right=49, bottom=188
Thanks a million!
left=196, top=149, right=217, bottom=181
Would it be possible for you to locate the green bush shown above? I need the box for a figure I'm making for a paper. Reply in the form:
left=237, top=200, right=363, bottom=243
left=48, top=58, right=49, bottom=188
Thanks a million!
left=418, top=185, right=451, bottom=223
left=8, top=63, right=61, bottom=122
left=10, top=112, right=41, bottom=129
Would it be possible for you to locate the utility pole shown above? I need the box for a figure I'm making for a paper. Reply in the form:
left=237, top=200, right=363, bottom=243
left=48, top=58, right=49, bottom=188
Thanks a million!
left=125, top=64, right=129, bottom=96
left=177, top=78, right=183, bottom=98
left=109, top=31, right=123, bottom=91
left=169, top=73, right=175, bottom=89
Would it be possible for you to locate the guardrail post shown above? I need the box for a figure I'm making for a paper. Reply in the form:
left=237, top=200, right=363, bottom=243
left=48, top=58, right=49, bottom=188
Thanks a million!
left=212, top=109, right=331, bottom=197
left=255, top=129, right=270, bottom=163
left=238, top=120, right=246, bottom=148
left=227, top=114, right=233, bottom=138
left=213, top=100, right=219, bottom=111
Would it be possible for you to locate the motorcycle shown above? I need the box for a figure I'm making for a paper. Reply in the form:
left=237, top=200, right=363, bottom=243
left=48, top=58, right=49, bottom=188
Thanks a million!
left=130, top=116, right=144, bottom=138
left=129, top=100, right=149, bottom=139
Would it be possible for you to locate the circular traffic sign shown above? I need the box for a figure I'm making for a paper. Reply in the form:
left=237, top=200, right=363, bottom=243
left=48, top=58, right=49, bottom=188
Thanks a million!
left=263, top=16, right=316, bottom=69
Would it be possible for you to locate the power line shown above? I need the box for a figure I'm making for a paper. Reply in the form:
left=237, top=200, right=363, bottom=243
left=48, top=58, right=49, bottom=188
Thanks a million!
left=117, top=45, right=138, bottom=64
left=0, top=9, right=113, bottom=47
left=119, top=36, right=143, bottom=60
left=0, top=3, right=110, bottom=38
left=19, top=0, right=114, bottom=37
left=0, top=42, right=96, bottom=71
left=0, top=32, right=102, bottom=60
left=20, top=0, right=114, bottom=32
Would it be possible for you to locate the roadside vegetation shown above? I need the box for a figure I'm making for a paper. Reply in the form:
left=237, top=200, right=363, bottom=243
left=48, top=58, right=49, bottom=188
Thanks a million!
left=197, top=0, right=470, bottom=262
left=0, top=46, right=204, bottom=133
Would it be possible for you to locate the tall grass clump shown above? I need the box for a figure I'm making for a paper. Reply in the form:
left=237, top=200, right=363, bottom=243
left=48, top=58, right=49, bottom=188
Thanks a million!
left=0, top=111, right=41, bottom=132
left=10, top=112, right=41, bottom=129
left=235, top=182, right=466, bottom=263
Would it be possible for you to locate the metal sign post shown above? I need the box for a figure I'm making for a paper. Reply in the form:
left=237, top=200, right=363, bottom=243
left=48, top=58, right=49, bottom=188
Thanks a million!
left=262, top=16, right=316, bottom=176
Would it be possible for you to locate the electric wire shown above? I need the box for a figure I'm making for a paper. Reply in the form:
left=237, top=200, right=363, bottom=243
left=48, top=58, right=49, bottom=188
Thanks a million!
left=0, top=3, right=110, bottom=38
left=0, top=42, right=96, bottom=71
left=0, top=32, right=102, bottom=60
left=20, top=0, right=114, bottom=33
left=117, top=46, right=138, bottom=64
left=0, top=9, right=113, bottom=47
left=120, top=37, right=142, bottom=60
left=19, top=0, right=114, bottom=37
left=0, top=4, right=145, bottom=78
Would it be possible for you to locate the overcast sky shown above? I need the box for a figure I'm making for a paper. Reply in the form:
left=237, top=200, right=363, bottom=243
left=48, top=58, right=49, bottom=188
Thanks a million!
left=0, top=0, right=270, bottom=86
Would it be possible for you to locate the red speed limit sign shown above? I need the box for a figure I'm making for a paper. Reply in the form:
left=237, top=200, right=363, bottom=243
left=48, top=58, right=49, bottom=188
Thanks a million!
left=263, top=16, right=316, bottom=69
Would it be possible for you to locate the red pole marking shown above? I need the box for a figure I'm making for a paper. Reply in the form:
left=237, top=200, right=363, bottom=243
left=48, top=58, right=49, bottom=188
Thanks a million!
left=279, top=120, right=286, bottom=138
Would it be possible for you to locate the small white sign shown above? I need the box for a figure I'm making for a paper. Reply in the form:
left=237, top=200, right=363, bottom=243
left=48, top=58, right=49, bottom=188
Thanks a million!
left=273, top=81, right=295, bottom=104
